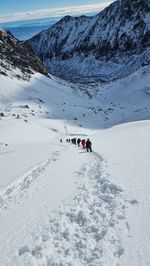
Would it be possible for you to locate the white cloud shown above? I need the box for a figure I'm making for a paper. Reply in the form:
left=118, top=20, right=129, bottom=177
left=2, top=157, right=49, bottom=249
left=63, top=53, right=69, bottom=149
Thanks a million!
left=0, top=2, right=113, bottom=23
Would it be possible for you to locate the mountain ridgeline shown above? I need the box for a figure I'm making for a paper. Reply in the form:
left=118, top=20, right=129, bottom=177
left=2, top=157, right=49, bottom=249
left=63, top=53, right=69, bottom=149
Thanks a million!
left=27, top=0, right=150, bottom=83
left=0, top=29, right=48, bottom=79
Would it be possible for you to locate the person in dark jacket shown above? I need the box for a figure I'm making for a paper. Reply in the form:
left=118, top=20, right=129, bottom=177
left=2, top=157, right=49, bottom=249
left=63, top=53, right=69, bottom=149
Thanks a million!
left=77, top=138, right=81, bottom=147
left=86, top=139, right=92, bottom=152
left=71, top=138, right=77, bottom=145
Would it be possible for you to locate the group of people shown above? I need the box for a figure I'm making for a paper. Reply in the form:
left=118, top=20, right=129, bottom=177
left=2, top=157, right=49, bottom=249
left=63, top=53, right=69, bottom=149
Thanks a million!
left=60, top=137, right=92, bottom=152
left=77, top=138, right=92, bottom=152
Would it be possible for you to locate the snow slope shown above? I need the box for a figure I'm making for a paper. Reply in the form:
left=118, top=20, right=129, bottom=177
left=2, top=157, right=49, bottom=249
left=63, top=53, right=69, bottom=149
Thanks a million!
left=93, top=121, right=150, bottom=266
left=0, top=65, right=150, bottom=265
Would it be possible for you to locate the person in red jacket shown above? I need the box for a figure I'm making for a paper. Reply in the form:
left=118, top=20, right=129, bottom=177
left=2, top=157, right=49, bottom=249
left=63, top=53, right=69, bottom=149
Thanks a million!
left=81, top=139, right=86, bottom=149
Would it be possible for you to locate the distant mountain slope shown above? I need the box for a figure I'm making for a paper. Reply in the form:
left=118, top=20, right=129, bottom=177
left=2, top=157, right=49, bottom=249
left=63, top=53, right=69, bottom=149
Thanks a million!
left=0, top=29, right=48, bottom=79
left=28, top=0, right=150, bottom=83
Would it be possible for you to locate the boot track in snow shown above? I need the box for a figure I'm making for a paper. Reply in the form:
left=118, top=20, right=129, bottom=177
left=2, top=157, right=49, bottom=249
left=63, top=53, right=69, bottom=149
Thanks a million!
left=13, top=148, right=127, bottom=266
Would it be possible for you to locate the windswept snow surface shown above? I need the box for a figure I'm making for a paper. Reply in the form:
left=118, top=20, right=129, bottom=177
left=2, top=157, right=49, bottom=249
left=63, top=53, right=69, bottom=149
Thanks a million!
left=0, top=66, right=150, bottom=265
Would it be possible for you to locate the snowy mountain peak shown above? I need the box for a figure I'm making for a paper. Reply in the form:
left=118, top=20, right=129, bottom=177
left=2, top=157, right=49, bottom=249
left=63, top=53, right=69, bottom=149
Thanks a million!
left=28, top=0, right=150, bottom=83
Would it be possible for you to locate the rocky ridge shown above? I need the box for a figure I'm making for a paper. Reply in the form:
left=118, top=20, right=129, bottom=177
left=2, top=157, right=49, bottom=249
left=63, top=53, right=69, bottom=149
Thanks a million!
left=0, top=29, right=48, bottom=79
left=28, top=0, right=150, bottom=83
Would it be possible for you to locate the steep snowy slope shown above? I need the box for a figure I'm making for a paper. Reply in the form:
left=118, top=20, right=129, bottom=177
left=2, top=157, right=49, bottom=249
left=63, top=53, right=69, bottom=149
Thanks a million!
left=0, top=63, right=150, bottom=265
left=0, top=29, right=48, bottom=79
left=28, top=0, right=150, bottom=83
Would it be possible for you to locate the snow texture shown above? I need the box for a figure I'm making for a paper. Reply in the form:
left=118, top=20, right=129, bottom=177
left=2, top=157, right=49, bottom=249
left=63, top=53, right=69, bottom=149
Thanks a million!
left=0, top=56, right=150, bottom=265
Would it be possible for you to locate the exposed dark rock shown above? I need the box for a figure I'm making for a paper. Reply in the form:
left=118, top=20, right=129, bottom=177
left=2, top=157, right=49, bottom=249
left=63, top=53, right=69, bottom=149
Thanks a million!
left=0, top=29, right=48, bottom=79
left=23, top=105, right=29, bottom=109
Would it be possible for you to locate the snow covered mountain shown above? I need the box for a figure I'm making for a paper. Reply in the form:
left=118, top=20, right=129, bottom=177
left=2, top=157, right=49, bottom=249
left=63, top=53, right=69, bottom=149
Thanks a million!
left=28, top=0, right=150, bottom=83
left=1, top=1, right=150, bottom=265
left=0, top=29, right=48, bottom=80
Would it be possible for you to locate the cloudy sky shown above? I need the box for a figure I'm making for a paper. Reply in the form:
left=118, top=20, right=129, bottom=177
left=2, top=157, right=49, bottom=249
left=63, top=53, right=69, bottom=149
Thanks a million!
left=0, top=0, right=113, bottom=23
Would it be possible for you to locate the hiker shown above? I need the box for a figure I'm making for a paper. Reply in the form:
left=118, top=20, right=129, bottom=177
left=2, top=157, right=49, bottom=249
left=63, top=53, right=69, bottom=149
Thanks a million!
left=86, top=138, right=92, bottom=152
left=60, top=139, right=62, bottom=143
left=81, top=139, right=86, bottom=149
left=71, top=138, right=76, bottom=144
left=72, top=138, right=77, bottom=145
left=77, top=138, right=81, bottom=147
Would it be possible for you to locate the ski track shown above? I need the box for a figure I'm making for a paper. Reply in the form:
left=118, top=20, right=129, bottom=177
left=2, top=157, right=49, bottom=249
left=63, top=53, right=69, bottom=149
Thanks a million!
left=0, top=149, right=62, bottom=210
left=8, top=147, right=127, bottom=266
